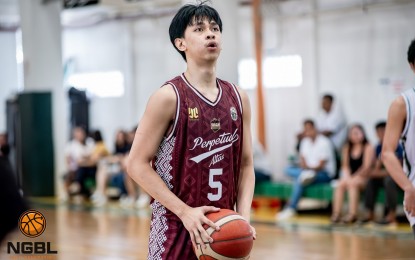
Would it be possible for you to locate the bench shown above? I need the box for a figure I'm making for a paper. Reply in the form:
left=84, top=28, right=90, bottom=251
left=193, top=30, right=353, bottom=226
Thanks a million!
left=254, top=181, right=403, bottom=204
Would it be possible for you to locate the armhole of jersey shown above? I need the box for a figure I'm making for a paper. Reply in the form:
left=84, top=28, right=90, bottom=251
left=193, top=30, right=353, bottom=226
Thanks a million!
left=230, top=83, right=243, bottom=114
left=401, top=93, right=411, bottom=139
left=165, top=82, right=180, bottom=141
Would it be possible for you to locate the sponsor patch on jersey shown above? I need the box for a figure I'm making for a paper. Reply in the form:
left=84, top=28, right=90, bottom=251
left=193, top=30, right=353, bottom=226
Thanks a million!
left=211, top=118, right=220, bottom=132
left=188, top=107, right=199, bottom=120
left=230, top=107, right=237, bottom=121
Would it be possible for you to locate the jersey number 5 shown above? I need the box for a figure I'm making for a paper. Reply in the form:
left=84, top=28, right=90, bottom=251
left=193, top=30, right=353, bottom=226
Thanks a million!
left=208, top=169, right=222, bottom=201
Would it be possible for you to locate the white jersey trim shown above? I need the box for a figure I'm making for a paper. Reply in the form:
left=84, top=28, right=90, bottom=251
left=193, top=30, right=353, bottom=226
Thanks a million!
left=401, top=91, right=412, bottom=138
left=165, top=82, right=180, bottom=141
left=180, top=73, right=223, bottom=107
left=230, top=83, right=243, bottom=114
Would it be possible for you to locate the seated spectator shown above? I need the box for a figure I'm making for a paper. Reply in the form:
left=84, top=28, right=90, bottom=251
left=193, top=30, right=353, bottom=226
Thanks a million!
left=253, top=140, right=272, bottom=182
left=91, top=129, right=130, bottom=206
left=114, top=129, right=130, bottom=155
left=75, top=130, right=110, bottom=198
left=91, top=127, right=150, bottom=209
left=362, top=121, right=402, bottom=226
left=331, top=124, right=374, bottom=224
left=276, top=119, right=336, bottom=221
left=64, top=126, right=94, bottom=200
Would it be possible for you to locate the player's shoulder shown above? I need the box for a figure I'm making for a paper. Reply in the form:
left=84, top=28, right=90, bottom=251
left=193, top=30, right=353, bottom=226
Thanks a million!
left=390, top=94, right=407, bottom=112
left=151, top=83, right=177, bottom=104
left=144, top=83, right=178, bottom=120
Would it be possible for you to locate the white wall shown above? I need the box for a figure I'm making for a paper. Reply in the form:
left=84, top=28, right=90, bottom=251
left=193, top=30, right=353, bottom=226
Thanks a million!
left=132, top=16, right=184, bottom=121
left=62, top=21, right=137, bottom=150
left=0, top=32, right=18, bottom=133
left=319, top=3, right=415, bottom=139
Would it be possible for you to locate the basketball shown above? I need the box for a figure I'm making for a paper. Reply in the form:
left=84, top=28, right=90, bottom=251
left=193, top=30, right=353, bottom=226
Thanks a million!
left=19, top=210, right=46, bottom=238
left=194, top=209, right=254, bottom=260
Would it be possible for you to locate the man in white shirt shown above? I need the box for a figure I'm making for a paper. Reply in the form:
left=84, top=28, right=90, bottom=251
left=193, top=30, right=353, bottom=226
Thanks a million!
left=63, top=127, right=94, bottom=198
left=276, top=119, right=336, bottom=221
left=316, top=94, right=347, bottom=152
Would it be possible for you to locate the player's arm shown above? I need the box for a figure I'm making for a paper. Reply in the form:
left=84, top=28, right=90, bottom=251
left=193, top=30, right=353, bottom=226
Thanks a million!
left=235, top=88, right=256, bottom=238
left=127, top=85, right=219, bottom=247
left=382, top=96, right=415, bottom=216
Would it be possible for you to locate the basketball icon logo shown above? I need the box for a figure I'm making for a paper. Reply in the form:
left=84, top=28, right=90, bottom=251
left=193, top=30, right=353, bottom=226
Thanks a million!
left=18, top=210, right=46, bottom=238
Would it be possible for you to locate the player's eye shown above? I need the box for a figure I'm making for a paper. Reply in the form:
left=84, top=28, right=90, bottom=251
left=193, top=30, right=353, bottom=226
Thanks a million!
left=213, top=27, right=220, bottom=32
left=194, top=27, right=203, bottom=32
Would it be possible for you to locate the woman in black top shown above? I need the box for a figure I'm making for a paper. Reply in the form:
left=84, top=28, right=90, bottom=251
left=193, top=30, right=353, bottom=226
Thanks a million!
left=331, top=124, right=374, bottom=223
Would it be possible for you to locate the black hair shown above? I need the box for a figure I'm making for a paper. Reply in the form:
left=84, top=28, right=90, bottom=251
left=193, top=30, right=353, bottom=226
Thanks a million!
left=303, top=119, right=315, bottom=128
left=346, top=124, right=368, bottom=149
left=375, top=121, right=386, bottom=130
left=92, top=130, right=103, bottom=142
left=322, top=94, right=334, bottom=102
left=408, top=39, right=415, bottom=65
left=169, top=1, right=222, bottom=61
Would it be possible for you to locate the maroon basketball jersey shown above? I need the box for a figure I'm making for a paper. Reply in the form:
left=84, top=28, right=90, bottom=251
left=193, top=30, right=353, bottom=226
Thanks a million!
left=148, top=74, right=243, bottom=259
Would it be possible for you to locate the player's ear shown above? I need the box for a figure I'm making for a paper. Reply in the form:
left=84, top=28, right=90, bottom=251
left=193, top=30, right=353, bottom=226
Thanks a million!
left=174, top=38, right=186, bottom=52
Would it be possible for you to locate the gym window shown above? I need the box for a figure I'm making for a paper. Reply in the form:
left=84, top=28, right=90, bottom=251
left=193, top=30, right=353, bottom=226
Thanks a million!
left=238, top=55, right=303, bottom=89
left=67, top=71, right=125, bottom=98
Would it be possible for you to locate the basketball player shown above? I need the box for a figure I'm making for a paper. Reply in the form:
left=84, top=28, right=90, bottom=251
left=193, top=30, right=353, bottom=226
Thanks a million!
left=382, top=38, right=415, bottom=237
left=127, top=2, right=256, bottom=259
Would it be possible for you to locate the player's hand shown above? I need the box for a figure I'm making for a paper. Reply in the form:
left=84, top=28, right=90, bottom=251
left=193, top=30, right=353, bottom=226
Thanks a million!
left=404, top=186, right=415, bottom=216
left=250, top=225, right=256, bottom=240
left=180, top=206, right=220, bottom=250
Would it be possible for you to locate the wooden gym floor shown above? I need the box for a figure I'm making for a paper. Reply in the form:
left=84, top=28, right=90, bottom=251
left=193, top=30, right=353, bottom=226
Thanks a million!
left=1, top=197, right=414, bottom=260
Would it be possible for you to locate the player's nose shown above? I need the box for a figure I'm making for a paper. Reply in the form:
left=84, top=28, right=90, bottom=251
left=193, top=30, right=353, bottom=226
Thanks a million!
left=206, top=31, right=215, bottom=39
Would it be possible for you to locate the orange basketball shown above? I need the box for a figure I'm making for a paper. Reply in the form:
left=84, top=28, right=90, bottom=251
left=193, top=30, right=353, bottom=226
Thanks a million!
left=19, top=210, right=46, bottom=238
left=194, top=209, right=253, bottom=260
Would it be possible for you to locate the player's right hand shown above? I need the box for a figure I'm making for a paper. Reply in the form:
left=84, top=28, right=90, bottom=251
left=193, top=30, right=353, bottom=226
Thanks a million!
left=404, top=186, right=415, bottom=216
left=179, top=206, right=220, bottom=250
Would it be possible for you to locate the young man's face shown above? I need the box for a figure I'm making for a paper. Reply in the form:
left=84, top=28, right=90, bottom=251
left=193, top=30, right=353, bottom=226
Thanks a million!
left=73, top=128, right=86, bottom=142
left=376, top=127, right=385, bottom=142
left=321, top=97, right=332, bottom=113
left=303, top=123, right=317, bottom=139
left=177, top=17, right=222, bottom=63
